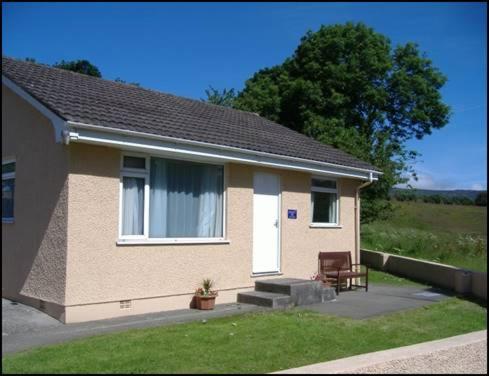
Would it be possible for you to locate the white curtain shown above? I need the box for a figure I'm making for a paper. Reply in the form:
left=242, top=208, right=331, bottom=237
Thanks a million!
left=149, top=157, right=223, bottom=238
left=198, top=166, right=223, bottom=237
left=329, top=193, right=337, bottom=223
left=122, top=177, right=144, bottom=235
left=149, top=158, right=168, bottom=237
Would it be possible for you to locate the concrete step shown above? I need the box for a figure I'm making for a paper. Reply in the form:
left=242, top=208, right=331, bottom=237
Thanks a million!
left=255, top=278, right=336, bottom=305
left=237, top=291, right=292, bottom=308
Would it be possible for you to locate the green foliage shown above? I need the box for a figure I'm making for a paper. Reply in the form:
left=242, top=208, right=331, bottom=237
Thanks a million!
left=475, top=191, right=487, bottom=206
left=203, top=85, right=237, bottom=107
left=202, top=278, right=214, bottom=294
left=114, top=77, right=140, bottom=87
left=232, top=23, right=450, bottom=222
left=393, top=191, right=417, bottom=202
left=419, top=195, right=474, bottom=205
left=195, top=278, right=217, bottom=296
left=53, top=59, right=102, bottom=78
left=361, top=201, right=487, bottom=271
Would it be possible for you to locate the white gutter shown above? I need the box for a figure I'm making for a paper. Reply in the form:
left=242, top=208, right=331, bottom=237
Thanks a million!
left=66, top=120, right=382, bottom=180
left=354, top=172, right=375, bottom=271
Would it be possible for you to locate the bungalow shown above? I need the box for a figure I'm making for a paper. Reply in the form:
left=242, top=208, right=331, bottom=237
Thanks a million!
left=2, top=57, right=381, bottom=323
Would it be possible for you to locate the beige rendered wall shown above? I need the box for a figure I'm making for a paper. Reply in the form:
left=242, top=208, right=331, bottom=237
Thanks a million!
left=1, top=85, right=69, bottom=319
left=66, top=143, right=360, bottom=322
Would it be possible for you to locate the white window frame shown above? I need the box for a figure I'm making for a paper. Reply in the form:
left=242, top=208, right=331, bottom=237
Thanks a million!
left=2, top=157, right=16, bottom=223
left=310, top=176, right=341, bottom=228
left=118, top=152, right=228, bottom=245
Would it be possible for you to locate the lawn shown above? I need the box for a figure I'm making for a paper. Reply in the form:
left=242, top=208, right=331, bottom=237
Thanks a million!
left=367, top=269, right=428, bottom=287
left=3, top=297, right=486, bottom=374
left=361, top=201, right=487, bottom=271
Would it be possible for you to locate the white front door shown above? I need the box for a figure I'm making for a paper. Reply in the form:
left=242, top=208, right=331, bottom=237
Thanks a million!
left=253, top=172, right=281, bottom=274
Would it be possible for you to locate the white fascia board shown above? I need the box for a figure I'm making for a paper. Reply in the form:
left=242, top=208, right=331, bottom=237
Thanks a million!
left=68, top=122, right=381, bottom=181
left=2, top=75, right=68, bottom=143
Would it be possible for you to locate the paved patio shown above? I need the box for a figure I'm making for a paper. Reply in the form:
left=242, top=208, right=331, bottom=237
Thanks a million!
left=2, top=284, right=452, bottom=354
left=305, top=284, right=451, bottom=319
left=2, top=299, right=266, bottom=354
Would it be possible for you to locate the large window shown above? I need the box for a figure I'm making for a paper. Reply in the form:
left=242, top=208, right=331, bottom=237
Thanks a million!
left=119, top=154, right=224, bottom=242
left=2, top=159, right=16, bottom=222
left=311, top=177, right=338, bottom=226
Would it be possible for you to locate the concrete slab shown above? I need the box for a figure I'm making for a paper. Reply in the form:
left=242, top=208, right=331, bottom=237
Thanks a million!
left=2, top=299, right=267, bottom=355
left=304, top=284, right=452, bottom=319
left=2, top=298, right=62, bottom=336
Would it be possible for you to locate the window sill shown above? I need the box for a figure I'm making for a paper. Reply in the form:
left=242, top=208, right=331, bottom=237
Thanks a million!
left=117, top=238, right=230, bottom=246
left=251, top=272, right=283, bottom=278
left=309, top=223, right=342, bottom=229
left=2, top=218, right=14, bottom=224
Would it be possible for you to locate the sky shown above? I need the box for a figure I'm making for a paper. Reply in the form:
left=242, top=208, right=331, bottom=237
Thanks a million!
left=2, top=2, right=487, bottom=190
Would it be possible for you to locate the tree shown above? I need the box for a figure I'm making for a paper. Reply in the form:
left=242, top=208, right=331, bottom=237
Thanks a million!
left=114, top=77, right=140, bottom=87
left=232, top=22, right=450, bottom=222
left=475, top=191, right=487, bottom=206
left=202, top=86, right=236, bottom=107
left=53, top=59, right=102, bottom=78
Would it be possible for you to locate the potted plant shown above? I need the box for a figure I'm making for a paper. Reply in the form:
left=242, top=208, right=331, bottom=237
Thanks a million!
left=194, top=278, right=218, bottom=310
left=311, top=272, right=331, bottom=287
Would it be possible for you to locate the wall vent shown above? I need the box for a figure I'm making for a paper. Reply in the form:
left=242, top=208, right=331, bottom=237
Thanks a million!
left=39, top=300, right=46, bottom=310
left=120, top=300, right=132, bottom=309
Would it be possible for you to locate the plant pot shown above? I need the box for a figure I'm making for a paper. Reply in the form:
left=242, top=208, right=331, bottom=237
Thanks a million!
left=195, top=295, right=216, bottom=310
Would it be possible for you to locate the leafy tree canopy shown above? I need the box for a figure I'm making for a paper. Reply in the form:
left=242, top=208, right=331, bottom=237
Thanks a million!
left=115, top=77, right=140, bottom=87
left=475, top=191, right=487, bottom=206
left=202, top=86, right=236, bottom=107
left=207, top=22, right=451, bottom=222
left=53, top=59, right=102, bottom=77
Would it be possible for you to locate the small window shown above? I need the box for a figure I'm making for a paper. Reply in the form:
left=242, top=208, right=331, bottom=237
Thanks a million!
left=121, top=176, right=145, bottom=235
left=2, top=160, right=16, bottom=222
left=311, top=177, right=338, bottom=225
left=311, top=178, right=336, bottom=189
left=123, top=156, right=146, bottom=170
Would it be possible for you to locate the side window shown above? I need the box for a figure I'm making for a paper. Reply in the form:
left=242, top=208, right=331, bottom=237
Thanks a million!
left=120, top=155, right=148, bottom=237
left=2, top=159, right=16, bottom=222
left=311, top=178, right=338, bottom=225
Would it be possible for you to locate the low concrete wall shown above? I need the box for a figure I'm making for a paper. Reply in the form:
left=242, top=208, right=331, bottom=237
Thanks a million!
left=361, top=249, right=487, bottom=301
left=471, top=272, right=487, bottom=301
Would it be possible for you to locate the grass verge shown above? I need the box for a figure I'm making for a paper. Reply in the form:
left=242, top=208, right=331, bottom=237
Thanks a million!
left=3, top=298, right=486, bottom=374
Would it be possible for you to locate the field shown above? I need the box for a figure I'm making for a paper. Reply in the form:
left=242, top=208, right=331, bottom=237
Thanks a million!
left=361, top=201, right=487, bottom=271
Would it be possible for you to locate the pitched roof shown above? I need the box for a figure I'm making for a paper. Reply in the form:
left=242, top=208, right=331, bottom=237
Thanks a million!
left=2, top=56, right=380, bottom=172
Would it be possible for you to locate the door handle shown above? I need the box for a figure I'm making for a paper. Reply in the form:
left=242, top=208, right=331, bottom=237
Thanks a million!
left=274, top=219, right=279, bottom=227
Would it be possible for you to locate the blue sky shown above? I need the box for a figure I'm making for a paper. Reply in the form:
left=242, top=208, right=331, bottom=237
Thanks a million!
left=2, top=2, right=487, bottom=190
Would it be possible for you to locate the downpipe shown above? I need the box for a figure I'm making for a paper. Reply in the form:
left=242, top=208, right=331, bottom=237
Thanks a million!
left=354, top=172, right=374, bottom=284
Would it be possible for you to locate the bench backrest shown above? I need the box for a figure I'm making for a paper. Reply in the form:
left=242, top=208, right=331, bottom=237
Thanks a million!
left=318, top=251, right=352, bottom=273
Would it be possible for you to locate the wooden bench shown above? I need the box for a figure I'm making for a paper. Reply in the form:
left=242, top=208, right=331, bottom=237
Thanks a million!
left=318, top=251, right=368, bottom=295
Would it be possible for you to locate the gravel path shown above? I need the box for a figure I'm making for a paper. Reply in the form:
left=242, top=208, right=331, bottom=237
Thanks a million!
left=347, top=340, right=487, bottom=374
left=274, top=330, right=487, bottom=374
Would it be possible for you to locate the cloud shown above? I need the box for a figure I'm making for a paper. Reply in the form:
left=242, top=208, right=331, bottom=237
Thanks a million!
left=471, top=183, right=485, bottom=191
left=397, top=172, right=451, bottom=190
left=396, top=170, right=487, bottom=191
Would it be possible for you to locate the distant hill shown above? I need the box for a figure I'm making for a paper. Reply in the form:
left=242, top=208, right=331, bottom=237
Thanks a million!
left=390, top=188, right=484, bottom=201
